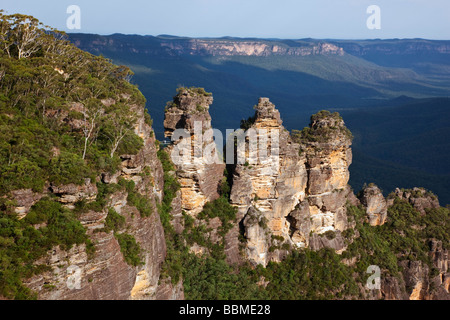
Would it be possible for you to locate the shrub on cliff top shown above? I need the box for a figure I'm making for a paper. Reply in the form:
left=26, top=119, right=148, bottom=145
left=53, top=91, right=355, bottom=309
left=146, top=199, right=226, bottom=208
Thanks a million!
left=177, top=86, right=212, bottom=97
left=291, top=110, right=353, bottom=144
left=311, top=110, right=343, bottom=122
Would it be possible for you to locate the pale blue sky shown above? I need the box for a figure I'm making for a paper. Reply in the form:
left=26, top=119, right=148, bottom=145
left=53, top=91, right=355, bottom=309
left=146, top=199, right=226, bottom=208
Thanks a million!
left=2, top=0, right=450, bottom=39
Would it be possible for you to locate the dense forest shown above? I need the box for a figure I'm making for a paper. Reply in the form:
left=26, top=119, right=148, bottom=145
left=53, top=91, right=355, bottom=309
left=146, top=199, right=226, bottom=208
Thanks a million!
left=0, top=13, right=448, bottom=300
left=0, top=11, right=149, bottom=298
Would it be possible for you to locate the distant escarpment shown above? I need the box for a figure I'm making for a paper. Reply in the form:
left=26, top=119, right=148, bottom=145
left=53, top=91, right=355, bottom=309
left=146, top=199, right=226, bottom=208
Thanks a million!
left=330, top=39, right=450, bottom=59
left=158, top=39, right=344, bottom=57
left=69, top=34, right=450, bottom=60
left=70, top=35, right=344, bottom=57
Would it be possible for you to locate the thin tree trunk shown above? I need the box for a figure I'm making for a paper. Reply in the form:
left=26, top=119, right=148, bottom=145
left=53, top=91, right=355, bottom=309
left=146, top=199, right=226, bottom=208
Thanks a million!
left=82, top=136, right=89, bottom=160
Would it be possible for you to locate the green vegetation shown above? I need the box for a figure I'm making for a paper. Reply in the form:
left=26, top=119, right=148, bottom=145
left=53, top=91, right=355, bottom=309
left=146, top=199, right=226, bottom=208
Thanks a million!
left=240, top=115, right=256, bottom=130
left=157, top=149, right=181, bottom=228
left=116, top=233, right=143, bottom=267
left=291, top=110, right=353, bottom=144
left=118, top=178, right=153, bottom=218
left=182, top=246, right=360, bottom=300
left=0, top=12, right=144, bottom=195
left=311, top=110, right=342, bottom=121
left=0, top=197, right=93, bottom=299
left=323, top=230, right=336, bottom=240
left=177, top=86, right=212, bottom=97
left=197, top=197, right=237, bottom=237
left=196, top=104, right=206, bottom=112
left=103, top=208, right=126, bottom=233
left=99, top=207, right=143, bottom=267
left=343, top=199, right=449, bottom=286
left=343, top=205, right=400, bottom=278
left=156, top=148, right=184, bottom=283
left=260, top=249, right=359, bottom=299
left=0, top=13, right=151, bottom=298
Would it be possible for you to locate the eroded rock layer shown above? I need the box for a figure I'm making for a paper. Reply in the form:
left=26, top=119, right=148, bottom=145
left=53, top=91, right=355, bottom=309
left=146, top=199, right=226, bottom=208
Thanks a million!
left=229, top=99, right=353, bottom=266
left=20, top=99, right=183, bottom=300
left=163, top=88, right=225, bottom=216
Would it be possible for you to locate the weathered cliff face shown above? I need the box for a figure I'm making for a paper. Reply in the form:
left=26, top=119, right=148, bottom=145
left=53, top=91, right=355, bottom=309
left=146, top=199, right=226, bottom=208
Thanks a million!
left=71, top=34, right=450, bottom=62
left=370, top=189, right=449, bottom=301
left=17, top=100, right=183, bottom=300
left=428, top=240, right=450, bottom=299
left=163, top=88, right=225, bottom=217
left=71, top=35, right=344, bottom=58
left=333, top=39, right=450, bottom=57
left=376, top=238, right=450, bottom=301
left=229, top=99, right=353, bottom=266
left=228, top=98, right=306, bottom=266
left=159, top=39, right=344, bottom=57
left=298, top=111, right=353, bottom=251
left=359, top=184, right=388, bottom=226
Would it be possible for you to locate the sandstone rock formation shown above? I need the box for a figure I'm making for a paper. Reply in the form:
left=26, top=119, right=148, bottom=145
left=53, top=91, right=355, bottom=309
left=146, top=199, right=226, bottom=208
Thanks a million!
left=159, top=39, right=344, bottom=57
left=229, top=99, right=354, bottom=266
left=372, top=192, right=449, bottom=300
left=21, top=100, right=183, bottom=300
left=298, top=110, right=353, bottom=243
left=163, top=87, right=225, bottom=216
left=377, top=241, right=450, bottom=301
left=358, top=184, right=388, bottom=226
left=388, top=187, right=441, bottom=215
left=11, top=188, right=45, bottom=219
left=5, top=86, right=448, bottom=300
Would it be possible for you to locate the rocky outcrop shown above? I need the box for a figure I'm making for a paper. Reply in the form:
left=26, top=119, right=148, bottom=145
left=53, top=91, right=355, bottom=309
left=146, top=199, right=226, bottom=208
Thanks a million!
left=429, top=240, right=450, bottom=299
left=388, top=187, right=440, bottom=215
left=50, top=179, right=98, bottom=209
left=229, top=100, right=354, bottom=266
left=71, top=34, right=345, bottom=58
left=11, top=188, right=45, bottom=219
left=163, top=87, right=225, bottom=216
left=22, top=99, right=182, bottom=300
left=359, top=184, right=388, bottom=226
left=381, top=249, right=450, bottom=301
left=159, top=39, right=344, bottom=57
left=309, top=232, right=347, bottom=253
left=229, top=98, right=307, bottom=266
left=299, top=111, right=353, bottom=238
left=379, top=277, right=408, bottom=300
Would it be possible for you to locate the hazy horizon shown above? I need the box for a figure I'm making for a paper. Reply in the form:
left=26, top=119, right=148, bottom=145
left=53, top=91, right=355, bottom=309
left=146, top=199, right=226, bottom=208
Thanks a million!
left=68, top=31, right=450, bottom=42
left=2, top=0, right=450, bottom=40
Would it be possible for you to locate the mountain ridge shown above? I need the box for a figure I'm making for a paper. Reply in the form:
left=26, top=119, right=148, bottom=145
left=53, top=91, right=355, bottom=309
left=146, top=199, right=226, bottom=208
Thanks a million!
left=0, top=13, right=448, bottom=300
left=67, top=33, right=450, bottom=206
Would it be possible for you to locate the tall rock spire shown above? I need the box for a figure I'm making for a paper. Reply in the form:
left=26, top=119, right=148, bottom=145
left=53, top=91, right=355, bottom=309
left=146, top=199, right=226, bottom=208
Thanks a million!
left=230, top=101, right=354, bottom=266
left=163, top=87, right=225, bottom=216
